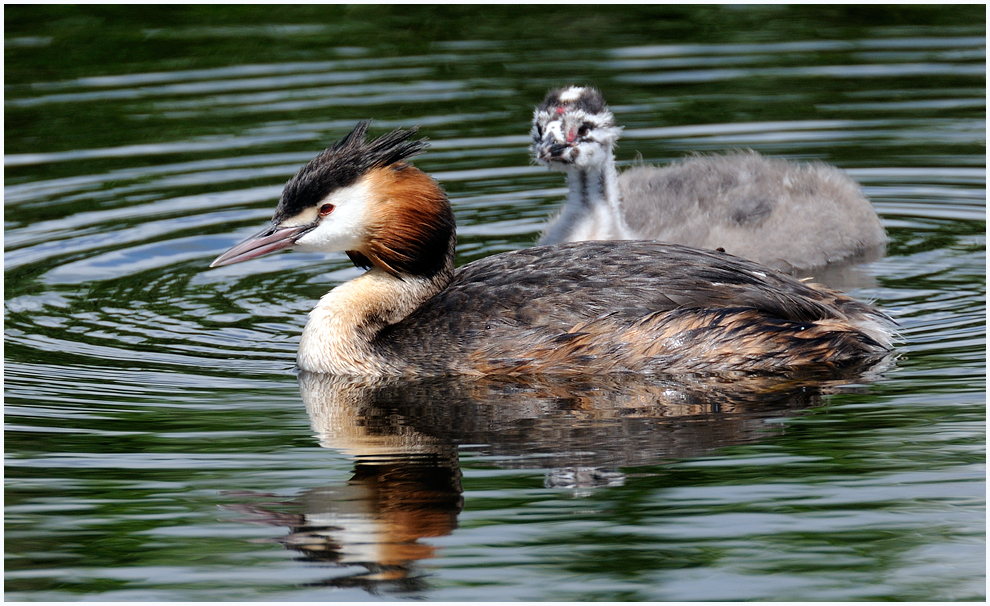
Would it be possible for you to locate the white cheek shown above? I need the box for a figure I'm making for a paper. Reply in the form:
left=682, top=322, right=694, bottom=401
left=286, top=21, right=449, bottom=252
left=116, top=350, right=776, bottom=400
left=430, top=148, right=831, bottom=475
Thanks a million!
left=293, top=181, right=370, bottom=253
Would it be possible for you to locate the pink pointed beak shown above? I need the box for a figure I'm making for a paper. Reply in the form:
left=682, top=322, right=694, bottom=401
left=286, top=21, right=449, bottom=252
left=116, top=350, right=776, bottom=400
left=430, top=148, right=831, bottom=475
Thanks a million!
left=210, top=223, right=314, bottom=267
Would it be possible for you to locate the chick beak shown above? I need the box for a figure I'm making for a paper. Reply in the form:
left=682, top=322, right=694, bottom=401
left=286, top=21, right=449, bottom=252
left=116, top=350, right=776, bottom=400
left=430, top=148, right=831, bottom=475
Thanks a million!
left=536, top=131, right=572, bottom=164
left=210, top=222, right=314, bottom=267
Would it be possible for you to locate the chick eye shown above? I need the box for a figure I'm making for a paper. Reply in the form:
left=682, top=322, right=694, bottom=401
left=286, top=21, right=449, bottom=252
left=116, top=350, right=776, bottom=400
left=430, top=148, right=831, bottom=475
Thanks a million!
left=577, top=123, right=591, bottom=137
left=319, top=203, right=335, bottom=217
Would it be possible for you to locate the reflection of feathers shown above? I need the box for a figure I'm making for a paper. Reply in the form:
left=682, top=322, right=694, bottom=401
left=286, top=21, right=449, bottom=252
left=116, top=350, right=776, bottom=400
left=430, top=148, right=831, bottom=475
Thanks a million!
left=224, top=367, right=888, bottom=592
left=299, top=368, right=885, bottom=468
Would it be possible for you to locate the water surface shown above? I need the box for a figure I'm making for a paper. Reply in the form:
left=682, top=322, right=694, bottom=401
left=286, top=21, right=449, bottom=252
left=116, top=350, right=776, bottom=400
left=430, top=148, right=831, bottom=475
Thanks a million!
left=5, top=6, right=985, bottom=601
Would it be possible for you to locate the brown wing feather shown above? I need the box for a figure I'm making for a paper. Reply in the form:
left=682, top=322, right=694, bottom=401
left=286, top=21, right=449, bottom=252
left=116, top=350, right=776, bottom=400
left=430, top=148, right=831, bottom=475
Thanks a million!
left=375, top=241, right=892, bottom=376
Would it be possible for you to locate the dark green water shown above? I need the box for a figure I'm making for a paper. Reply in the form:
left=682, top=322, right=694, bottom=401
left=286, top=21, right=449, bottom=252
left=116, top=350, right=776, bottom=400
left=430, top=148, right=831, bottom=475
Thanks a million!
left=5, top=6, right=985, bottom=601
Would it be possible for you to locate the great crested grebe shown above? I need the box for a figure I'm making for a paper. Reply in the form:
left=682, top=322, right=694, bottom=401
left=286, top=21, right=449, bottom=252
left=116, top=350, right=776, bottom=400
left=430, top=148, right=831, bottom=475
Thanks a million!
left=211, top=122, right=894, bottom=377
left=532, top=86, right=887, bottom=273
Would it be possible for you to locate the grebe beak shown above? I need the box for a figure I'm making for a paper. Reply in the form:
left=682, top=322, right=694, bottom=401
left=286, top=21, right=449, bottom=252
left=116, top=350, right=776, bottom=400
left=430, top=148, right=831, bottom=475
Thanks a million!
left=210, top=222, right=314, bottom=268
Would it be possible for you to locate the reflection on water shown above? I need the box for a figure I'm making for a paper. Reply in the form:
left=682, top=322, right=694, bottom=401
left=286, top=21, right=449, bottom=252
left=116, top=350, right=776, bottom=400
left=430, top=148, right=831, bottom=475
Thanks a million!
left=226, top=457, right=462, bottom=593
left=299, top=370, right=888, bottom=469
left=223, top=369, right=888, bottom=592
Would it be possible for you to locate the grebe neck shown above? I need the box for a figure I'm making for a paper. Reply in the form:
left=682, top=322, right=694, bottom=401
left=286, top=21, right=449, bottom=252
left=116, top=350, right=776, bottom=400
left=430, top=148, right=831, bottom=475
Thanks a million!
left=298, top=266, right=451, bottom=375
left=540, top=151, right=631, bottom=244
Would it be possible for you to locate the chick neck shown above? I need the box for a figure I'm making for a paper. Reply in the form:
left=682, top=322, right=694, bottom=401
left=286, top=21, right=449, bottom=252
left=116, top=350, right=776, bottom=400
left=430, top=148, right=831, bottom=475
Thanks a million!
left=540, top=146, right=631, bottom=244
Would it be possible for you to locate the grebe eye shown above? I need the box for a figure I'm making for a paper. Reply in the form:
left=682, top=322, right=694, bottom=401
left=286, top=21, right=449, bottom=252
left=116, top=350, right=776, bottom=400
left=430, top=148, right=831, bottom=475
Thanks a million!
left=319, top=203, right=335, bottom=217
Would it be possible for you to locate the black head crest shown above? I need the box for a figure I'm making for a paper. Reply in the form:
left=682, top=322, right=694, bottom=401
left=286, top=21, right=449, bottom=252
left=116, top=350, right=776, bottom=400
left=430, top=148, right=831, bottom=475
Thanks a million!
left=274, top=122, right=429, bottom=222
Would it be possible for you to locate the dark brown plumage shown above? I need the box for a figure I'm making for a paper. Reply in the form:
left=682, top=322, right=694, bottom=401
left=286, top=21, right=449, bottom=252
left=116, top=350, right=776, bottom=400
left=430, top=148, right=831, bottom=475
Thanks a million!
left=375, top=241, right=893, bottom=376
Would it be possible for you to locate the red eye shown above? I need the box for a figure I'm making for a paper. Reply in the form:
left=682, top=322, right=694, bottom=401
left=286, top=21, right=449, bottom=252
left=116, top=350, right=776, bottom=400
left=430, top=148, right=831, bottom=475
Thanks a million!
left=319, top=204, right=335, bottom=217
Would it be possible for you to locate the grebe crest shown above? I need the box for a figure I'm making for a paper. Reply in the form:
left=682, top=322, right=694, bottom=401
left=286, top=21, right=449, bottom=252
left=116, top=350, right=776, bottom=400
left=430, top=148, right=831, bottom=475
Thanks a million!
left=211, top=122, right=895, bottom=378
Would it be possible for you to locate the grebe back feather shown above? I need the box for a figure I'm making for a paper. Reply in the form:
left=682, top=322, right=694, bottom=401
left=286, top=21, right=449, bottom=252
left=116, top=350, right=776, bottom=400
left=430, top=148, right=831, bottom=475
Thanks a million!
left=212, top=122, right=894, bottom=377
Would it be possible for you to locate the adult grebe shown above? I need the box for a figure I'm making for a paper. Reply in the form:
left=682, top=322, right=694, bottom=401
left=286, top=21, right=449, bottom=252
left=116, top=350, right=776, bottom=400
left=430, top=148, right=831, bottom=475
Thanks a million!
left=532, top=86, right=887, bottom=273
left=211, top=122, right=893, bottom=377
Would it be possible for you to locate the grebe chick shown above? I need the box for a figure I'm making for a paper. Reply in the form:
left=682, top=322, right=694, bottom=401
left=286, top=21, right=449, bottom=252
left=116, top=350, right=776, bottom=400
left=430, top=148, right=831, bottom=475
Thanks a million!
left=532, top=86, right=887, bottom=273
left=212, top=122, right=894, bottom=377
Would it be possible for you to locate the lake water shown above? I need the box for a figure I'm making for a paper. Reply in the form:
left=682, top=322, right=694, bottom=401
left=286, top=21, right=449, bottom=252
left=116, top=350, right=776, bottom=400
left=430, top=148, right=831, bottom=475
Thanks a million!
left=4, top=6, right=986, bottom=601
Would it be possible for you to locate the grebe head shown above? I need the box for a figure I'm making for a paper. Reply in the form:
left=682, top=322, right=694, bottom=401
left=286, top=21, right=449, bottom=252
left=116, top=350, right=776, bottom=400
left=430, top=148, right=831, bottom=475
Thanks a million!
left=211, top=122, right=455, bottom=278
left=531, top=86, right=621, bottom=172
